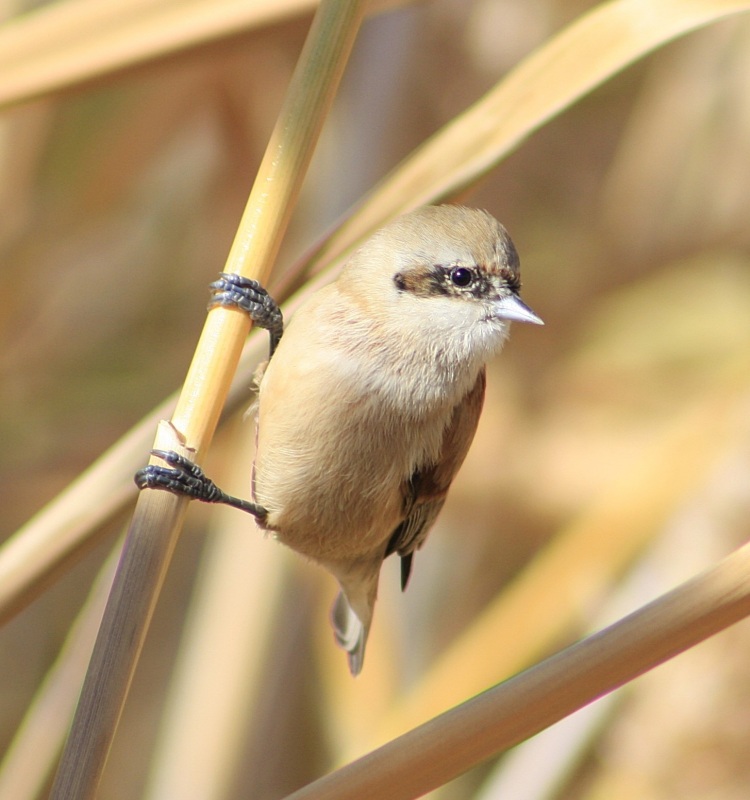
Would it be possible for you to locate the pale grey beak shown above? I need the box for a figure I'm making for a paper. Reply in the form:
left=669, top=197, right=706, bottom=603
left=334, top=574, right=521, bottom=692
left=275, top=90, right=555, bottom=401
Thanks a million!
left=493, top=294, right=544, bottom=325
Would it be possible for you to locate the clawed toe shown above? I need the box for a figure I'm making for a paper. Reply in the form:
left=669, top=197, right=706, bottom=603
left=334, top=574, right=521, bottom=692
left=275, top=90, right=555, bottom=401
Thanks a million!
left=208, top=273, right=283, bottom=356
left=134, top=450, right=213, bottom=499
left=134, top=449, right=268, bottom=521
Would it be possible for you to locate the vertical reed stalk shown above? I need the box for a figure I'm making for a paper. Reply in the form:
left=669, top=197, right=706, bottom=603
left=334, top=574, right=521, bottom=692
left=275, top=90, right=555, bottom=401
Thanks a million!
left=49, top=3, right=366, bottom=797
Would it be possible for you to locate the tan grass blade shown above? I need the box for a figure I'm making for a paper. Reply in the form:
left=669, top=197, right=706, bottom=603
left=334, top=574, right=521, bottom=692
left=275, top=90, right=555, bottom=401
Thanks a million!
left=0, top=0, right=408, bottom=109
left=0, top=284, right=308, bottom=627
left=473, top=468, right=741, bottom=800
left=311, top=0, right=750, bottom=269
left=334, top=359, right=750, bottom=757
left=284, top=533, right=750, bottom=799
left=0, top=0, right=316, bottom=107
left=0, top=390, right=179, bottom=627
left=0, top=545, right=118, bottom=800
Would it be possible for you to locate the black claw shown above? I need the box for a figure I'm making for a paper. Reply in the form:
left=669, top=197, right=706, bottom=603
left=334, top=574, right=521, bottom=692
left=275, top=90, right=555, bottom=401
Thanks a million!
left=208, top=273, right=283, bottom=357
left=135, top=449, right=268, bottom=521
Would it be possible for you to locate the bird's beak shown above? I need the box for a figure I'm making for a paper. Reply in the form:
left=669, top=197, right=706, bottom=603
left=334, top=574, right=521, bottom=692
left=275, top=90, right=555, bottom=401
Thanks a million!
left=493, top=294, right=544, bottom=325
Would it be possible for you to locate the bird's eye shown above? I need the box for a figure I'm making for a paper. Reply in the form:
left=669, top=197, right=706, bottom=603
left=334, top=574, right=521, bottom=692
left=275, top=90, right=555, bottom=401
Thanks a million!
left=450, top=267, right=473, bottom=287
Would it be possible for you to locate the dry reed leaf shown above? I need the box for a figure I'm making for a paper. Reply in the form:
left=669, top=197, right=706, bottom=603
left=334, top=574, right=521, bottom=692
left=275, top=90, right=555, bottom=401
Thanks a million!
left=0, top=239, right=350, bottom=625
left=0, top=0, right=316, bottom=107
left=286, top=534, right=750, bottom=799
left=0, top=391, right=177, bottom=626
left=312, top=0, right=750, bottom=269
left=0, top=0, right=411, bottom=109
left=433, top=440, right=750, bottom=799
left=0, top=545, right=118, bottom=800
left=602, top=17, right=750, bottom=254
left=338, top=360, right=750, bottom=756
left=0, top=275, right=313, bottom=627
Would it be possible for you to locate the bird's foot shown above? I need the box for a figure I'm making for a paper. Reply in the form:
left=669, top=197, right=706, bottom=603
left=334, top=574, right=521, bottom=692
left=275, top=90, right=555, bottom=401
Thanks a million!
left=209, top=273, right=283, bottom=356
left=135, top=449, right=268, bottom=521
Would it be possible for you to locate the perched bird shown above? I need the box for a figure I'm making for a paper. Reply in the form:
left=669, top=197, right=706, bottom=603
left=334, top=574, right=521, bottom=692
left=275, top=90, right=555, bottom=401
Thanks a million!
left=137, top=205, right=542, bottom=674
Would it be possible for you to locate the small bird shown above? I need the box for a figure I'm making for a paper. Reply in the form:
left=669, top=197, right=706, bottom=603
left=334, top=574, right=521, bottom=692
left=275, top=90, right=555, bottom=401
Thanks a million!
left=137, top=205, right=542, bottom=674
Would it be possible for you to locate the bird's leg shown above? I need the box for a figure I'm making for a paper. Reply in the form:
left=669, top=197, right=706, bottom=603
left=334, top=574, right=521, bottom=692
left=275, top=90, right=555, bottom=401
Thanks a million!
left=135, top=450, right=268, bottom=521
left=134, top=275, right=283, bottom=516
left=208, top=273, right=284, bottom=357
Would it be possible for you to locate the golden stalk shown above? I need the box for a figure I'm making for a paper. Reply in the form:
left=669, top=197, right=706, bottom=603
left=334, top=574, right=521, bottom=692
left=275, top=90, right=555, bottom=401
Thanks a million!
left=49, top=2, right=366, bottom=797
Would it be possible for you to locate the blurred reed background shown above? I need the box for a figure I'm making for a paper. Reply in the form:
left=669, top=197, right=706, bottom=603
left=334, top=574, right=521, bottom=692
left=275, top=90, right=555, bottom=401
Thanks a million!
left=2, top=1, right=750, bottom=798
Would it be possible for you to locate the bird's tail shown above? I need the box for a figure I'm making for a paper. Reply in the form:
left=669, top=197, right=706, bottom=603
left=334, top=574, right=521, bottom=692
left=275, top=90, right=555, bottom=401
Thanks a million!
left=331, top=591, right=368, bottom=675
left=328, top=565, right=379, bottom=676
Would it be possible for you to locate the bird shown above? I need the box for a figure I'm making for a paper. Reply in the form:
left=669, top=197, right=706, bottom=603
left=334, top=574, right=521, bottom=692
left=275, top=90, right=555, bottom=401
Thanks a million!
left=137, top=204, right=542, bottom=675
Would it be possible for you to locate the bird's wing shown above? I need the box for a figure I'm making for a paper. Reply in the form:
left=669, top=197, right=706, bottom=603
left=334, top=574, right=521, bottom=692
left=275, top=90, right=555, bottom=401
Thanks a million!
left=386, top=367, right=487, bottom=589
